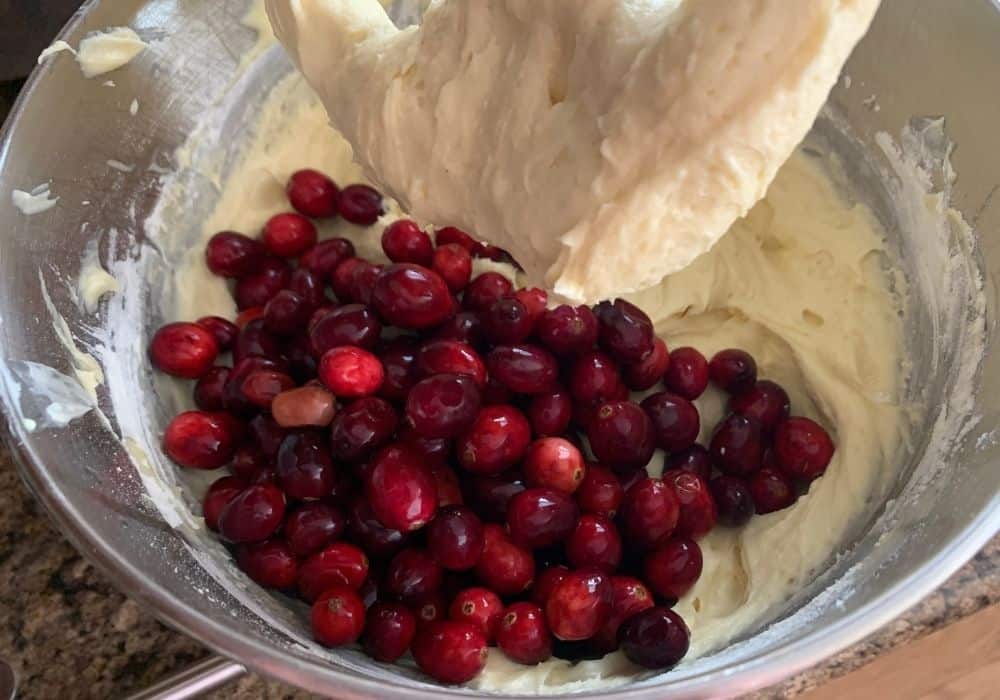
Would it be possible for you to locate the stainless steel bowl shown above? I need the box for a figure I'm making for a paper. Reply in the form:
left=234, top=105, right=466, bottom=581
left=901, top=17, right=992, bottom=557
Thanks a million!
left=1, top=1, right=999, bottom=698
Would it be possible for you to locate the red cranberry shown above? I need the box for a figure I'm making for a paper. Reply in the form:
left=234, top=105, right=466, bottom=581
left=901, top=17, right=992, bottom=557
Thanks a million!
left=593, top=576, right=655, bottom=652
left=286, top=169, right=339, bottom=218
left=372, top=263, right=456, bottom=330
left=569, top=351, right=625, bottom=406
left=433, top=311, right=485, bottom=348
left=298, top=542, right=370, bottom=601
left=272, top=385, right=337, bottom=428
left=435, top=226, right=477, bottom=251
left=450, top=587, right=503, bottom=642
left=531, top=566, right=569, bottom=606
left=498, top=602, right=552, bottom=665
left=487, top=345, right=558, bottom=395
left=193, top=366, right=229, bottom=411
left=163, top=410, right=239, bottom=469
left=623, top=337, right=670, bottom=391
left=339, top=183, right=384, bottom=224
left=432, top=243, right=473, bottom=292
left=217, top=483, right=286, bottom=544
left=285, top=271, right=324, bottom=315
left=366, top=444, right=437, bottom=532
left=300, top=238, right=355, bottom=277
left=730, top=380, right=791, bottom=433
left=275, top=432, right=335, bottom=500
left=482, top=374, right=513, bottom=406
left=710, top=413, right=764, bottom=476
left=428, top=463, right=464, bottom=506
left=241, top=370, right=295, bottom=408
left=506, top=488, right=579, bottom=550
left=205, top=231, right=265, bottom=278
left=427, top=505, right=484, bottom=571
left=662, top=470, right=717, bottom=540
left=384, top=548, right=444, bottom=603
left=234, top=304, right=265, bottom=330
left=463, top=472, right=526, bottom=522
left=247, top=412, right=289, bottom=457
left=262, top=212, right=317, bottom=258
left=773, top=416, right=835, bottom=481
left=260, top=290, right=310, bottom=335
left=545, top=569, right=612, bottom=641
left=311, top=304, right=383, bottom=354
left=196, top=316, right=238, bottom=351
left=522, top=437, right=585, bottom=493
left=617, top=467, right=647, bottom=495
left=709, top=348, right=758, bottom=394
left=514, top=288, right=548, bottom=323
left=235, top=257, right=291, bottom=310
left=566, top=515, right=622, bottom=572
left=364, top=602, right=417, bottom=662
left=237, top=539, right=298, bottom=589
left=575, top=464, right=623, bottom=517
left=463, top=272, right=513, bottom=312
left=416, top=339, right=487, bottom=387
left=618, top=606, right=690, bottom=669
left=382, top=219, right=433, bottom=265
left=202, top=475, right=246, bottom=531
left=641, top=391, right=700, bottom=453
left=233, top=319, right=283, bottom=364
left=586, top=401, right=656, bottom=471
left=412, top=621, right=488, bottom=684
left=399, top=427, right=452, bottom=467
left=230, top=444, right=267, bottom=481
left=331, top=257, right=365, bottom=302
left=618, top=478, right=680, bottom=551
left=330, top=397, right=398, bottom=462
left=285, top=502, right=346, bottom=557
left=664, top=347, right=709, bottom=400
left=405, top=373, right=481, bottom=439
left=319, top=346, right=384, bottom=398
left=378, top=337, right=420, bottom=400
left=457, top=405, right=531, bottom=475
left=666, top=445, right=712, bottom=481
left=528, top=391, right=573, bottom=437
left=475, top=524, right=535, bottom=595
left=644, top=537, right=703, bottom=600
left=348, top=498, right=408, bottom=559
left=483, top=297, right=534, bottom=345
left=537, top=305, right=599, bottom=357
left=593, top=299, right=655, bottom=363
left=749, top=468, right=796, bottom=514
left=150, top=322, right=218, bottom=379
left=709, top=475, right=755, bottom=527
left=312, top=584, right=366, bottom=647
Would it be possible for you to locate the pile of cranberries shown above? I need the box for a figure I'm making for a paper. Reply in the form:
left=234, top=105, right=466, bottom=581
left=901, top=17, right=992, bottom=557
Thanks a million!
left=150, top=167, right=836, bottom=684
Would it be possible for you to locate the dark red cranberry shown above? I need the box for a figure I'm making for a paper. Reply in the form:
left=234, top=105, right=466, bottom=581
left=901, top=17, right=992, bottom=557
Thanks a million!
left=331, top=257, right=365, bottom=302
left=483, top=297, right=534, bottom=345
left=498, top=602, right=552, bottom=665
left=241, top=370, right=295, bottom=408
left=482, top=374, right=514, bottom=406
left=449, top=587, right=503, bottom=642
left=366, top=444, right=438, bottom=532
left=666, top=445, right=712, bottom=481
left=514, top=288, right=548, bottom=325
left=311, top=304, right=383, bottom=355
left=261, top=290, right=310, bottom=335
left=428, top=463, right=464, bottom=506
left=150, top=322, right=219, bottom=379
left=709, top=475, right=755, bottom=527
left=644, top=537, right=703, bottom=600
left=592, top=576, right=655, bottom=652
left=662, top=470, right=717, bottom=540
left=618, top=478, right=680, bottom=551
left=285, top=502, right=346, bottom=557
left=384, top=548, right=444, bottom=603
left=272, top=385, right=336, bottom=428
left=412, top=621, right=488, bottom=684
left=664, top=347, right=709, bottom=400
left=193, top=366, right=230, bottom=411
left=432, top=243, right=473, bottom=292
left=205, top=231, right=265, bottom=278
left=456, top=405, right=531, bottom=475
left=235, top=306, right=266, bottom=331
left=378, top=337, right=420, bottom=400
left=773, top=416, right=835, bottom=481
left=710, top=413, right=764, bottom=476
left=617, top=467, right=647, bottom=495
left=618, top=606, right=690, bottom=669
left=593, top=298, right=655, bottom=363
left=641, top=391, right=700, bottom=453
left=262, top=212, right=317, bottom=258
left=522, top=437, right=585, bottom=493
left=569, top=351, right=625, bottom=406
left=506, top=488, right=579, bottom=550
left=623, top=337, right=670, bottom=391
left=382, top=219, right=433, bottom=265
left=528, top=391, right=573, bottom=437
left=427, top=505, right=484, bottom=571
left=575, top=464, right=623, bottom=517
left=566, top=515, right=622, bottom=572
left=348, top=498, right=408, bottom=559
left=237, top=539, right=298, bottom=589
left=372, top=263, right=456, bottom=329
left=531, top=566, right=569, bottom=606
left=202, top=475, right=247, bottom=531
left=475, top=524, right=535, bottom=595
left=230, top=444, right=267, bottom=481
left=217, top=483, right=286, bottom=543
left=286, top=271, right=326, bottom=315
left=545, top=569, right=612, bottom=641
left=196, top=316, right=238, bottom=351
left=537, top=305, right=599, bottom=357
left=709, top=348, right=758, bottom=394
left=416, top=339, right=487, bottom=387
left=749, top=468, right=796, bottom=514
left=399, top=427, right=452, bottom=467
left=463, top=272, right=513, bottom=312
left=339, top=184, right=384, bottom=225
left=586, top=401, right=656, bottom=471
left=319, top=346, right=384, bottom=397
left=330, top=397, right=398, bottom=462
left=286, top=169, right=339, bottom=218
left=248, top=412, right=288, bottom=457
left=364, top=602, right=417, bottom=662
left=487, top=345, right=558, bottom=395
left=433, top=310, right=485, bottom=348
left=312, top=584, right=366, bottom=647
left=298, top=542, right=370, bottom=601
left=274, top=432, right=335, bottom=500
left=405, top=373, right=481, bottom=439
left=435, top=226, right=477, bottom=251
left=235, top=257, right=291, bottom=310
left=463, top=472, right=526, bottom=523
left=163, top=410, right=239, bottom=469
left=730, top=380, right=791, bottom=433
left=283, top=335, right=320, bottom=384
left=233, top=319, right=283, bottom=364
left=300, top=238, right=355, bottom=277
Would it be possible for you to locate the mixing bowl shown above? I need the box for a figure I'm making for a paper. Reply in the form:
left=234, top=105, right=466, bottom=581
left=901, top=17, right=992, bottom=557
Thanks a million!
left=1, top=0, right=998, bottom=697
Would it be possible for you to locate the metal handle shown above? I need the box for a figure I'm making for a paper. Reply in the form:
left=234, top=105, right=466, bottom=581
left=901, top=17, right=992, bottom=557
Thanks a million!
left=123, top=656, right=246, bottom=700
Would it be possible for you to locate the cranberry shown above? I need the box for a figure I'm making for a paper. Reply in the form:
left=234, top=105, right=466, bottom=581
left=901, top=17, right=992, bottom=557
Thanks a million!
left=506, top=488, right=579, bottom=550
left=378, top=337, right=420, bottom=400
left=483, top=297, right=534, bottom=345
left=416, top=340, right=486, bottom=387
left=435, top=226, right=476, bottom=251
left=384, top=548, right=443, bottom=603
left=241, top=370, right=295, bottom=409
left=522, top=437, right=585, bottom=493
left=364, top=602, right=417, bottom=662
left=272, top=385, right=337, bottom=428
left=428, top=464, right=464, bottom=506
left=235, top=257, right=291, bottom=310
left=235, top=305, right=266, bottom=330
left=372, top=263, right=456, bottom=330
left=662, top=470, right=717, bottom=540
left=666, top=445, right=712, bottom=481
left=366, top=444, right=437, bottom=532
left=285, top=168, right=339, bottom=217
left=773, top=416, right=835, bottom=481
left=475, top=524, right=535, bottom=595
left=623, top=337, right=670, bottom=391
left=593, top=299, right=655, bottom=363
left=644, top=537, right=703, bottom=600
left=311, top=304, right=382, bottom=354
left=262, top=212, right=317, bottom=258
left=298, top=542, right=370, bottom=601
left=427, top=505, right=484, bottom=571
left=260, top=290, right=308, bottom=336
left=575, top=464, right=623, bottom=517
left=319, top=346, right=384, bottom=398
left=331, top=257, right=364, bottom=302
left=274, top=432, right=334, bottom=500
left=312, top=584, right=366, bottom=647
left=498, top=602, right=552, bottom=665
left=463, top=472, right=526, bottom=522
left=150, top=322, right=219, bottom=379
left=300, top=238, right=355, bottom=277
left=569, top=351, right=625, bottom=406
left=412, top=621, right=488, bottom=684
left=749, top=468, right=796, bottom=514
left=217, top=483, right=286, bottom=544
left=382, top=219, right=433, bottom=265
left=566, top=515, right=622, bottom=572
left=545, top=569, right=612, bottom=641
left=247, top=412, right=289, bottom=457
left=457, top=405, right=531, bottom=475
left=617, top=467, right=647, bottom=495
left=233, top=319, right=283, bottom=364
left=202, top=475, right=246, bottom=531
left=330, top=397, right=398, bottom=462
left=230, top=444, right=267, bottom=481
left=339, top=184, right=384, bottom=225
left=450, top=587, right=503, bottom=642
left=285, top=502, right=346, bottom=557
left=487, top=345, right=558, bottom=395
left=709, top=475, right=755, bottom=527
left=205, top=231, right=265, bottom=278
left=531, top=566, right=569, bottom=606
left=618, top=606, right=690, bottom=669
left=586, top=401, right=656, bottom=471
left=536, top=305, right=597, bottom=356
left=405, top=373, right=481, bottom=439
left=432, top=243, right=473, bottom=292
left=433, top=311, right=485, bottom=348
left=664, top=347, right=709, bottom=400
left=163, top=410, right=239, bottom=469
left=710, top=413, right=764, bottom=476
left=514, top=288, right=548, bottom=324
left=237, top=539, right=298, bottom=589
left=463, top=272, right=513, bottom=312
left=400, top=429, right=452, bottom=468
left=709, top=348, right=758, bottom=394
left=196, top=316, right=238, bottom=351
left=284, top=336, right=320, bottom=384
left=193, top=366, right=229, bottom=411
left=640, top=392, right=699, bottom=454
left=593, top=576, right=655, bottom=652
left=618, top=478, right=679, bottom=551
left=730, top=380, right=790, bottom=433
left=528, top=391, right=573, bottom=437
left=348, top=498, right=408, bottom=559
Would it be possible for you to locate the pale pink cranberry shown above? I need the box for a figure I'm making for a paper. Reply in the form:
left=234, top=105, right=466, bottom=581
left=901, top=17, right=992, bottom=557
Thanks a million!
left=412, top=621, right=488, bottom=684
left=710, top=413, right=764, bottom=476
left=297, top=542, right=370, bottom=601
left=730, top=380, right=791, bottom=433
left=262, top=212, right=317, bottom=258
left=382, top=219, right=433, bottom=265
left=196, top=316, right=238, bottom=351
left=592, top=576, right=654, bottom=653
left=217, top=483, right=286, bottom=544
left=450, top=587, right=503, bottom=642
left=522, top=437, right=585, bottom=493
left=709, top=348, right=758, bottom=394
left=234, top=257, right=291, bottom=310
left=575, top=464, right=623, bottom=517
left=194, top=366, right=229, bottom=411
left=271, top=385, right=337, bottom=428
left=366, top=444, right=438, bottom=532
left=528, top=391, right=573, bottom=437
left=205, top=231, right=265, bottom=278
left=284, top=502, right=346, bottom=557
left=339, top=184, right=384, bottom=225
left=384, top=548, right=444, bottom=603
left=618, top=606, right=690, bottom=669
left=475, top=524, right=535, bottom=595
left=237, top=539, right=298, bottom=589
left=416, top=339, right=487, bottom=387
left=363, top=602, right=417, bottom=662
left=150, top=322, right=219, bottom=379
left=427, top=505, right=484, bottom=570
left=593, top=298, right=655, bottom=363
left=498, top=602, right=552, bottom=665
left=330, top=396, right=398, bottom=462
left=487, top=344, right=559, bottom=395
left=566, top=515, right=622, bottom=572
left=483, top=298, right=534, bottom=345
left=749, top=467, right=796, bottom=513
left=623, top=337, right=670, bottom=391
left=664, top=347, right=709, bottom=400
left=644, top=537, right=703, bottom=600
left=372, top=263, right=457, bottom=330
left=662, top=470, right=717, bottom=540
left=463, top=272, right=513, bottom=312
left=545, top=569, right=612, bottom=641
left=586, top=401, right=656, bottom=471
left=202, top=475, right=247, bottom=531
left=432, top=243, right=473, bottom=292
left=287, top=169, right=339, bottom=218
left=618, top=478, right=680, bottom=551
left=506, top=487, right=579, bottom=550
left=456, top=405, right=531, bottom=475
left=163, top=410, right=239, bottom=469
left=300, top=238, right=355, bottom=277
left=312, top=584, right=366, bottom=647
left=773, top=416, right=835, bottom=481
left=405, top=373, right=482, bottom=439
left=641, top=391, right=700, bottom=452
left=568, top=350, right=624, bottom=406
left=319, top=346, right=385, bottom=398
left=435, top=226, right=477, bottom=251
left=537, top=305, right=599, bottom=357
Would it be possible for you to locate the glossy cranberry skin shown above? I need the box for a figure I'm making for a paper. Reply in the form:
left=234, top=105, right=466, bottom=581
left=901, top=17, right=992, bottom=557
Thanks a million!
left=618, top=606, right=690, bottom=669
left=569, top=351, right=625, bottom=406
left=749, top=468, right=796, bottom=514
left=241, top=370, right=296, bottom=408
left=285, top=502, right=346, bottom=557
left=217, top=483, right=286, bottom=544
left=483, top=298, right=534, bottom=345
left=237, top=539, right=298, bottom=589
left=230, top=444, right=267, bottom=481
left=286, top=168, right=339, bottom=217
left=248, top=412, right=289, bottom=457
left=377, top=337, right=420, bottom=401
left=623, top=337, right=670, bottom=391
left=575, top=464, right=623, bottom=517
left=450, top=587, right=503, bottom=642
left=487, top=345, right=558, bottom=395
left=710, top=414, right=764, bottom=476
left=531, top=566, right=569, bottom=606
left=498, top=603, right=552, bottom=665
left=709, top=475, right=755, bottom=527
left=639, top=393, right=698, bottom=455
left=709, top=348, right=758, bottom=394
left=433, top=311, right=485, bottom=348
left=463, top=272, right=513, bottom=312
left=259, top=290, right=309, bottom=336
left=366, top=445, right=438, bottom=532
left=275, top=432, right=335, bottom=500
left=593, top=299, right=655, bottom=363
left=593, top=576, right=655, bottom=652
left=311, top=304, right=382, bottom=355
left=384, top=548, right=444, bottom=603
left=586, top=401, right=656, bottom=472
left=566, top=515, right=622, bottom=573
left=514, top=288, right=548, bottom=323
left=522, top=438, right=585, bottom=493
left=262, top=212, right=317, bottom=258
left=666, top=445, right=713, bottom=481
left=400, top=428, right=452, bottom=468
left=330, top=397, right=398, bottom=463
left=664, top=347, right=709, bottom=400
left=506, top=488, right=579, bottom=550
left=545, top=569, right=612, bottom=641
left=319, top=346, right=385, bottom=398
left=150, top=322, right=219, bottom=379
left=475, top=524, right=535, bottom=595
left=405, top=373, right=481, bottom=439
left=416, top=339, right=487, bottom=387
left=435, top=226, right=477, bottom=251
left=382, top=219, right=433, bottom=265
left=432, top=243, right=473, bottom=292
left=427, top=505, right=484, bottom=571
left=203, top=476, right=247, bottom=531
left=298, top=542, right=370, bottom=601
left=372, top=263, right=456, bottom=330
left=339, top=183, right=384, bottom=225
left=235, top=257, right=291, bottom=310
left=730, top=380, right=790, bottom=433
left=163, top=411, right=239, bottom=469
left=312, top=585, right=366, bottom=647
left=196, top=316, right=238, bottom=351
left=193, top=366, right=229, bottom=411
left=205, top=231, right=265, bottom=278
left=662, top=470, right=717, bottom=540
left=618, top=478, right=680, bottom=551
left=457, top=405, right=531, bottom=475
left=364, top=602, right=417, bottom=662
left=773, top=417, right=835, bottom=481
left=528, top=391, right=572, bottom=437
left=644, top=537, right=703, bottom=600
left=348, top=498, right=408, bottom=559
left=412, top=621, right=488, bottom=684
left=463, top=473, right=526, bottom=523
left=300, top=238, right=355, bottom=277
left=537, top=305, right=599, bottom=357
